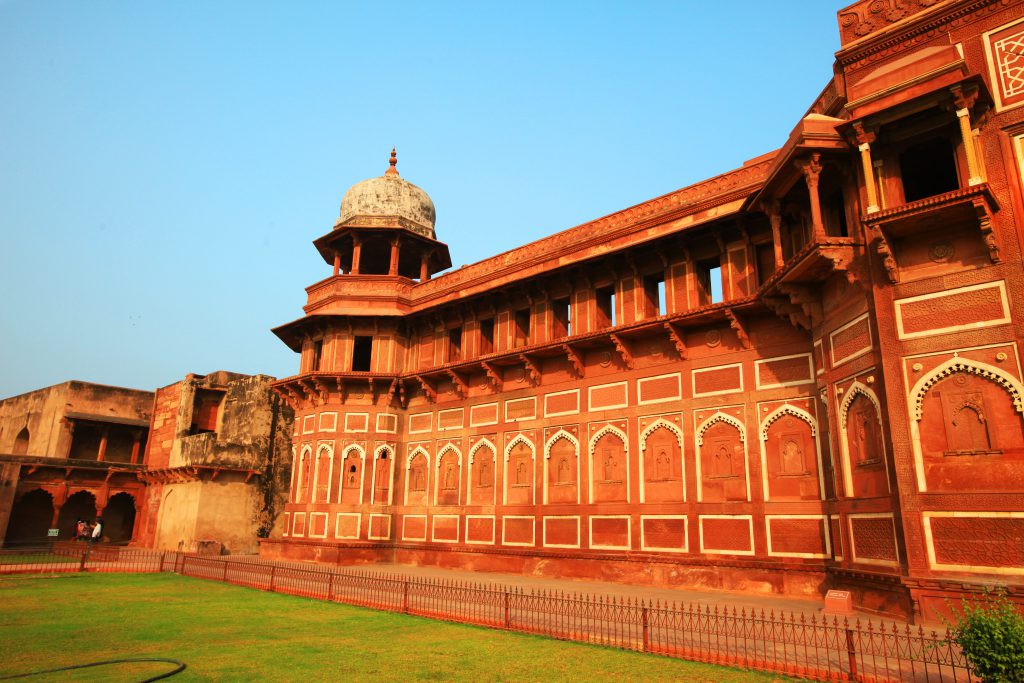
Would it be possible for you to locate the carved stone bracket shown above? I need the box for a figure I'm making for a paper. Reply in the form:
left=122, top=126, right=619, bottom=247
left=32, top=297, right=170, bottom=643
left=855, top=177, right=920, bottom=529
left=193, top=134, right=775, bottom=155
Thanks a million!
left=563, top=344, right=585, bottom=379
left=972, top=196, right=1000, bottom=263
left=663, top=322, right=687, bottom=359
left=520, top=354, right=541, bottom=387
left=777, top=284, right=824, bottom=327
left=725, top=309, right=751, bottom=350
left=415, top=375, right=437, bottom=403
left=447, top=369, right=469, bottom=398
left=385, top=378, right=399, bottom=406
left=311, top=376, right=330, bottom=405
left=398, top=380, right=408, bottom=409
left=481, top=361, right=502, bottom=393
left=609, top=333, right=635, bottom=370
left=764, top=296, right=811, bottom=331
left=663, top=323, right=688, bottom=360
left=869, top=224, right=898, bottom=284
left=297, top=378, right=320, bottom=407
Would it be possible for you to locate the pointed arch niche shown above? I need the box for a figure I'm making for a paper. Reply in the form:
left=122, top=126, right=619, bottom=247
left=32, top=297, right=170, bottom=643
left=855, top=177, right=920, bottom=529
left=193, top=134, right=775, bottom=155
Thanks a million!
left=908, top=356, right=1024, bottom=492
left=295, top=445, right=313, bottom=504
left=758, top=404, right=825, bottom=502
left=695, top=412, right=749, bottom=503
left=639, top=419, right=685, bottom=503
left=467, top=438, right=496, bottom=506
left=405, top=447, right=430, bottom=506
left=338, top=444, right=365, bottom=505
left=838, top=382, right=891, bottom=498
left=588, top=425, right=629, bottom=504
left=544, top=430, right=580, bottom=505
left=504, top=435, right=535, bottom=505
left=371, top=445, right=395, bottom=505
left=434, top=443, right=463, bottom=506
left=312, top=442, right=335, bottom=504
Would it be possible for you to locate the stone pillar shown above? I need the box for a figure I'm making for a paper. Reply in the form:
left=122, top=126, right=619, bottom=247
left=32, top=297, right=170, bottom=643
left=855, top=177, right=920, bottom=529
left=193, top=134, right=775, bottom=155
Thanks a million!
left=97, top=426, right=109, bottom=462
left=130, top=430, right=142, bottom=465
left=853, top=123, right=880, bottom=213
left=333, top=251, right=341, bottom=277
left=351, top=236, right=362, bottom=275
left=761, top=200, right=785, bottom=268
left=799, top=153, right=826, bottom=241
left=389, top=236, right=400, bottom=276
left=420, top=252, right=431, bottom=281
left=952, top=86, right=983, bottom=186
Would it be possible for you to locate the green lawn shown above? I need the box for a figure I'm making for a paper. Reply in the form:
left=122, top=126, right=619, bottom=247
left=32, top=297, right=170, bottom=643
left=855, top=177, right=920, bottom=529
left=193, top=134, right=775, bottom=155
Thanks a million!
left=0, top=573, right=794, bottom=682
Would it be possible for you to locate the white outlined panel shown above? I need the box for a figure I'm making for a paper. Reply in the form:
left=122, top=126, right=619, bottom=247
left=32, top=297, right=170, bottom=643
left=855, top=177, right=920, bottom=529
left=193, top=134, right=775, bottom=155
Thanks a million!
left=282, top=512, right=291, bottom=537
left=367, top=513, right=391, bottom=540
left=894, top=281, right=1011, bottom=340
left=344, top=413, right=369, bottom=433
left=847, top=513, right=899, bottom=568
left=588, top=515, right=631, bottom=551
left=542, top=515, right=581, bottom=549
left=984, top=17, right=1024, bottom=112
left=401, top=514, right=428, bottom=542
left=318, top=412, right=338, bottom=433
left=698, top=515, right=755, bottom=556
left=408, top=411, right=433, bottom=434
left=376, top=413, right=398, bottom=434
left=334, top=513, right=361, bottom=540
left=302, top=415, right=315, bottom=435
left=640, top=515, right=688, bottom=553
left=765, top=515, right=831, bottom=559
left=505, top=397, right=537, bottom=422
left=923, top=511, right=1024, bottom=575
left=469, top=402, right=499, bottom=427
left=437, top=408, right=465, bottom=431
left=637, top=372, right=682, bottom=405
left=431, top=514, right=461, bottom=543
left=544, top=389, right=580, bottom=417
left=588, top=381, right=629, bottom=411
left=754, top=354, right=814, bottom=390
left=501, top=515, right=536, bottom=547
left=307, top=512, right=329, bottom=539
left=692, top=363, right=744, bottom=398
left=464, top=515, right=496, bottom=545
left=829, top=313, right=872, bottom=367
left=291, top=512, right=307, bottom=537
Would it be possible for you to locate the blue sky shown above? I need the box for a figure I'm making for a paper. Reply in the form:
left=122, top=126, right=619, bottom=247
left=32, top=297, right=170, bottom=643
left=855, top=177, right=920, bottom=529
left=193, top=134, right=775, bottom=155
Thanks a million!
left=0, top=2, right=845, bottom=398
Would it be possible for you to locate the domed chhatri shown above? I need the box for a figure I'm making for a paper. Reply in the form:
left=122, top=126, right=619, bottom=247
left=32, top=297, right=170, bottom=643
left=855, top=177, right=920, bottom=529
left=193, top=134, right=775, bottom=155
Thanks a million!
left=337, top=148, right=437, bottom=239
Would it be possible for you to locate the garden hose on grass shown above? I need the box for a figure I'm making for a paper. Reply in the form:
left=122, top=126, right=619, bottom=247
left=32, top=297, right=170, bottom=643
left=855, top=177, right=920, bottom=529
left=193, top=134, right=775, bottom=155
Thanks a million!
left=0, top=658, right=185, bottom=682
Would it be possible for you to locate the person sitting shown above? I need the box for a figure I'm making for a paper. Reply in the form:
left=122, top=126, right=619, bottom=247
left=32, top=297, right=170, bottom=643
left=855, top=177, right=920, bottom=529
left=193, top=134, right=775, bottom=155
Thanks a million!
left=74, top=519, right=87, bottom=540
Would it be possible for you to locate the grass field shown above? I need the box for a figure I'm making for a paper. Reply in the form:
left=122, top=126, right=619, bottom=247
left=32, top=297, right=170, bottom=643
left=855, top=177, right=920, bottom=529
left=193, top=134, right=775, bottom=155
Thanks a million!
left=0, top=573, right=795, bottom=682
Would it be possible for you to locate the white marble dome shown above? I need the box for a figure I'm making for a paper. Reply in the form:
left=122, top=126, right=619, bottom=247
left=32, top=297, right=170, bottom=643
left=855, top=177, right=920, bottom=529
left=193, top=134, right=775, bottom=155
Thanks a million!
left=338, top=149, right=436, bottom=238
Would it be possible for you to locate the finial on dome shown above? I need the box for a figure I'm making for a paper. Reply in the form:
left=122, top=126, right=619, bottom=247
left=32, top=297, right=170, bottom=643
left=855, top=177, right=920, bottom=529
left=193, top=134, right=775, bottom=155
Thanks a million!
left=385, top=147, right=399, bottom=176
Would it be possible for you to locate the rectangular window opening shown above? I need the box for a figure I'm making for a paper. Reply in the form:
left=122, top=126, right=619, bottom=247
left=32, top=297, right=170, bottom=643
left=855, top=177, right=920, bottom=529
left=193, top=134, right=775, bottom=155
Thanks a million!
left=311, top=339, right=323, bottom=372
left=643, top=273, right=666, bottom=318
left=552, top=298, right=571, bottom=339
left=479, top=318, right=494, bottom=356
left=514, top=309, right=531, bottom=348
left=596, top=286, right=616, bottom=328
left=352, top=336, right=373, bottom=372
left=447, top=327, right=462, bottom=363
left=697, top=259, right=724, bottom=306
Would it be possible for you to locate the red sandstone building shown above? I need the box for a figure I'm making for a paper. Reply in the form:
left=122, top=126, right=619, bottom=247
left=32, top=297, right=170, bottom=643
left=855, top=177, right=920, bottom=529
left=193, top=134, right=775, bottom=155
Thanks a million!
left=264, top=0, right=1024, bottom=621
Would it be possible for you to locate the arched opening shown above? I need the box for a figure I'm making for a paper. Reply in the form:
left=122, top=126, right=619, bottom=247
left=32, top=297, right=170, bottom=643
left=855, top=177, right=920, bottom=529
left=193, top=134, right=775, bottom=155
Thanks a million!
left=57, top=491, right=98, bottom=539
left=4, top=489, right=53, bottom=546
left=13, top=427, right=30, bottom=456
left=103, top=492, right=136, bottom=544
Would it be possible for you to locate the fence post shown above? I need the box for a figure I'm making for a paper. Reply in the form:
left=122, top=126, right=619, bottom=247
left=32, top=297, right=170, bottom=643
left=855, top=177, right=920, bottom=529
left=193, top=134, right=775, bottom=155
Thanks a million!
left=328, top=572, right=335, bottom=601
left=845, top=627, right=858, bottom=681
left=78, top=543, right=90, bottom=573
left=503, top=590, right=511, bottom=629
left=222, top=559, right=229, bottom=582
left=403, top=580, right=410, bottom=614
left=269, top=565, right=277, bottom=592
left=641, top=606, right=650, bottom=652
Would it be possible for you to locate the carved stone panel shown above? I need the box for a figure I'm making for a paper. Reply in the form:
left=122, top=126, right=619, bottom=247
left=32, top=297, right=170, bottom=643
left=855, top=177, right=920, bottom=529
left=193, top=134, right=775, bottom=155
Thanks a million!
left=643, top=426, right=683, bottom=503
left=700, top=421, right=747, bottom=503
